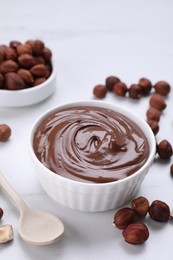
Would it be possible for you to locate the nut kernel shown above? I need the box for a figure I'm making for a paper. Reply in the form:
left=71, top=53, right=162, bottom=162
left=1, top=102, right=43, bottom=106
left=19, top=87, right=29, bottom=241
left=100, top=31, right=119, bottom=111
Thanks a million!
left=122, top=222, right=149, bottom=245
left=131, top=196, right=149, bottom=217
left=0, top=124, right=11, bottom=142
left=154, top=81, right=170, bottom=96
left=113, top=207, right=137, bottom=229
left=149, top=94, right=166, bottom=111
left=157, top=140, right=173, bottom=159
left=149, top=200, right=170, bottom=222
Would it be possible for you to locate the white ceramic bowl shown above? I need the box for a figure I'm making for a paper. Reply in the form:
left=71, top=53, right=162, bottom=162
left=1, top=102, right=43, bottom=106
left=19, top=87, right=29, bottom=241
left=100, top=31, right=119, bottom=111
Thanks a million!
left=29, top=101, right=156, bottom=212
left=0, top=61, right=56, bottom=107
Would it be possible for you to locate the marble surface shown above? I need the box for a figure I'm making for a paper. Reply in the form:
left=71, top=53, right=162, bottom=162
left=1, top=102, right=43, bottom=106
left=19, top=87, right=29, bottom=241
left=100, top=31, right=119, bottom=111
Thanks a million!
left=1, top=0, right=173, bottom=259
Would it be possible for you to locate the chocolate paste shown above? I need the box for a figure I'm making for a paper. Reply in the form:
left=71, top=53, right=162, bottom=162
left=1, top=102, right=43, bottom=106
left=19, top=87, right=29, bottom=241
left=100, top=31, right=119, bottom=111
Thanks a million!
left=33, top=106, right=149, bottom=183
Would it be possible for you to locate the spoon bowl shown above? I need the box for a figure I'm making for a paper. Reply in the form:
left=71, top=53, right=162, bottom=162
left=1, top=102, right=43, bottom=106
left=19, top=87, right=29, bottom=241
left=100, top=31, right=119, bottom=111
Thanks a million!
left=0, top=171, right=64, bottom=245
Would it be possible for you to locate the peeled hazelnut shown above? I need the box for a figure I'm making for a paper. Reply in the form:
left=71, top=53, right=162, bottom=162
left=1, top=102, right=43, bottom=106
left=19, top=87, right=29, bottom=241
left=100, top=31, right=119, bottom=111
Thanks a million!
left=157, top=139, right=173, bottom=159
left=42, top=47, right=52, bottom=62
left=5, top=47, right=17, bottom=61
left=18, top=54, right=37, bottom=69
left=0, top=208, right=3, bottom=219
left=154, top=81, right=171, bottom=96
left=147, top=120, right=159, bottom=135
left=0, top=73, right=4, bottom=88
left=33, top=40, right=45, bottom=55
left=146, top=107, right=161, bottom=122
left=0, top=124, right=11, bottom=142
left=93, top=84, right=107, bottom=99
left=9, top=40, right=21, bottom=49
left=113, top=81, right=128, bottom=96
left=0, top=60, right=18, bottom=74
left=17, top=69, right=34, bottom=86
left=105, top=76, right=120, bottom=91
left=122, top=222, right=149, bottom=245
left=149, top=200, right=170, bottom=222
left=131, top=196, right=149, bottom=218
left=33, top=77, right=46, bottom=86
left=129, top=84, right=143, bottom=99
left=149, top=94, right=166, bottom=111
left=16, top=43, right=32, bottom=55
left=0, top=224, right=14, bottom=244
left=113, top=207, right=137, bottom=229
left=30, top=64, right=47, bottom=77
left=5, top=72, right=25, bottom=90
left=138, top=77, right=152, bottom=95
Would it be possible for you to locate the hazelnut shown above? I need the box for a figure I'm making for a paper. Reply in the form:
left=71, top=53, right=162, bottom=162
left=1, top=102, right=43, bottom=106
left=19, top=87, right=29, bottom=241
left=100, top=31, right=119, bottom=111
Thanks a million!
left=0, top=45, right=6, bottom=63
left=5, top=72, right=25, bottom=90
left=42, top=47, right=52, bottom=62
left=93, top=84, right=107, bottom=99
left=33, top=77, right=46, bottom=86
left=122, top=222, right=149, bottom=245
left=0, top=73, right=4, bottom=88
left=16, top=43, right=32, bottom=55
left=0, top=124, right=11, bottom=142
left=105, top=76, right=120, bottom=91
left=30, top=64, right=47, bottom=77
left=0, top=60, right=18, bottom=74
left=157, top=139, right=173, bottom=159
left=18, top=54, right=37, bottom=69
left=147, top=120, right=159, bottom=135
left=112, top=81, right=128, bottom=96
left=33, top=40, right=45, bottom=55
left=0, top=224, right=14, bottom=244
left=149, top=94, right=166, bottom=111
left=138, top=77, right=152, bottom=95
left=131, top=196, right=149, bottom=218
left=113, top=207, right=137, bottom=229
left=146, top=107, right=161, bottom=122
left=34, top=56, right=45, bottom=65
left=128, top=84, right=143, bottom=99
left=5, top=47, right=17, bottom=61
left=9, top=40, right=21, bottom=49
left=17, top=69, right=34, bottom=86
left=170, top=164, right=173, bottom=177
left=148, top=200, right=170, bottom=222
left=154, top=81, right=171, bottom=96
left=0, top=208, right=3, bottom=219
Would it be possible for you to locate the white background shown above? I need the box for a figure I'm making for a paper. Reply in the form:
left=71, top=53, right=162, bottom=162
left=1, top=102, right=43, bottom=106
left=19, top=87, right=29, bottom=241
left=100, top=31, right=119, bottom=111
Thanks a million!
left=0, top=0, right=173, bottom=259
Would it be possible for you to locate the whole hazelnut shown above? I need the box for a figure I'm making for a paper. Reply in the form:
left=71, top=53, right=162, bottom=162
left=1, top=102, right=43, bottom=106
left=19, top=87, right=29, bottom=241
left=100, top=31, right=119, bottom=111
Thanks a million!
left=0, top=60, right=18, bottom=74
left=33, top=40, right=45, bottom=55
left=105, top=76, right=120, bottom=91
left=0, top=73, right=4, bottom=88
left=113, top=81, right=128, bottom=96
left=16, top=43, right=32, bottom=55
left=0, top=208, right=4, bottom=219
left=0, top=45, right=6, bottom=63
left=93, top=84, right=107, bottom=99
left=147, top=120, right=159, bottom=135
left=42, top=47, right=52, bottom=62
left=17, top=69, right=34, bottom=86
left=146, top=107, right=161, bottom=122
left=30, top=64, right=47, bottom=77
left=113, top=207, right=137, bottom=229
left=9, top=40, right=22, bottom=49
left=154, top=81, right=171, bottom=96
left=18, top=54, right=37, bottom=69
left=131, top=196, right=149, bottom=218
left=122, top=222, right=149, bottom=245
left=5, top=72, right=25, bottom=90
left=0, top=124, right=11, bottom=142
left=33, top=77, right=46, bottom=87
left=148, top=200, right=170, bottom=222
left=149, top=94, right=166, bottom=111
left=138, top=77, right=152, bottom=95
left=5, top=47, right=17, bottom=61
left=157, top=139, right=173, bottom=159
left=128, top=84, right=143, bottom=99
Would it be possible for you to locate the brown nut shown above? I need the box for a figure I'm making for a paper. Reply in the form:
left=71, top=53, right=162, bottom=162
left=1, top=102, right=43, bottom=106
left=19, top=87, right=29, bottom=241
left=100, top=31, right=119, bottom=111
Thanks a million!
left=149, top=94, right=166, bottom=111
left=0, top=45, right=6, bottom=63
left=113, top=207, right=137, bottom=229
left=93, top=84, right=107, bottom=99
left=105, top=76, right=120, bottom=91
left=147, top=120, right=159, bottom=135
left=33, top=40, right=45, bottom=55
left=16, top=43, right=32, bottom=55
left=17, top=69, right=34, bottom=86
left=154, top=81, right=171, bottom=96
left=146, top=107, right=161, bottom=122
left=157, top=139, right=173, bottom=159
left=170, top=164, right=173, bottom=177
left=0, top=124, right=11, bottom=141
left=30, top=64, right=47, bottom=77
left=18, top=54, right=37, bottom=69
left=113, top=81, right=128, bottom=96
left=148, top=200, right=170, bottom=222
left=32, top=77, right=46, bottom=86
left=122, top=222, right=149, bottom=245
left=9, top=40, right=22, bottom=49
left=5, top=72, right=25, bottom=90
left=0, top=73, right=4, bottom=88
left=0, top=208, right=4, bottom=219
left=128, top=84, right=143, bottom=99
left=138, top=77, right=152, bottom=95
left=5, top=47, right=17, bottom=61
left=0, top=60, right=18, bottom=74
left=42, top=47, right=52, bottom=62
left=131, top=196, right=149, bottom=218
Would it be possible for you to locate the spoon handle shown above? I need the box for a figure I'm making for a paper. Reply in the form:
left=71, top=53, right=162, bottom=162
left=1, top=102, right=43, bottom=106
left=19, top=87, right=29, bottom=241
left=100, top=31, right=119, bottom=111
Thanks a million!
left=0, top=171, right=29, bottom=213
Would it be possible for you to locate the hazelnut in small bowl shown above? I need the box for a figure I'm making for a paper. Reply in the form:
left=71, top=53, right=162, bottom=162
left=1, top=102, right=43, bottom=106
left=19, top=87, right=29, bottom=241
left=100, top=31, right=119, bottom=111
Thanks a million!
left=29, top=101, right=156, bottom=212
left=0, top=40, right=56, bottom=107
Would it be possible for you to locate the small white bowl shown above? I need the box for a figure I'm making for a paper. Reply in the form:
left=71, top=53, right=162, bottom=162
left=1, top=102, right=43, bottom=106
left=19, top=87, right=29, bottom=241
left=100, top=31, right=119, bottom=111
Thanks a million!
left=0, top=62, right=56, bottom=107
left=29, top=101, right=156, bottom=212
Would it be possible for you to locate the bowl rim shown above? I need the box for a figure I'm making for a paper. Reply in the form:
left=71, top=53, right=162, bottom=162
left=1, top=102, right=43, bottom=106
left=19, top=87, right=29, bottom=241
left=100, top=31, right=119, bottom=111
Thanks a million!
left=29, top=100, right=156, bottom=187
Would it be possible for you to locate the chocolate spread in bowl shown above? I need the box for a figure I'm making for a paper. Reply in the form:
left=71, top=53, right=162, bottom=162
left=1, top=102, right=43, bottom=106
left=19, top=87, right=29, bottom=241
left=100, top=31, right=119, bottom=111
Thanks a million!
left=33, top=106, right=149, bottom=183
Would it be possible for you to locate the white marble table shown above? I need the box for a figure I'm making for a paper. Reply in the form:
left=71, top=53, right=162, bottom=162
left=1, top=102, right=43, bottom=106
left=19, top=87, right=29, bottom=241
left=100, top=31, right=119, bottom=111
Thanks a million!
left=0, top=0, right=173, bottom=259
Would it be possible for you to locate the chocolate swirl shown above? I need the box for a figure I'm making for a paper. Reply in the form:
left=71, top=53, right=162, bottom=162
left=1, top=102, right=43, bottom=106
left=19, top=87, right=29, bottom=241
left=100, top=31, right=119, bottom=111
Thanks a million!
left=33, top=106, right=149, bottom=183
